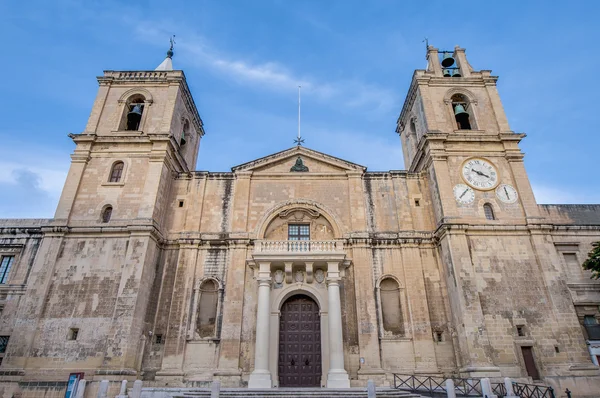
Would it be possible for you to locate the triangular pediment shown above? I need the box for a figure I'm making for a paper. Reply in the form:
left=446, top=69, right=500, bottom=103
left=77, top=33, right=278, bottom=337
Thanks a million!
left=231, top=146, right=366, bottom=173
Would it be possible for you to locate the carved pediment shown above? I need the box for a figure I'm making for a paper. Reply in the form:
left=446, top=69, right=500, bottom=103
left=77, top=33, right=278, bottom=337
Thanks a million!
left=231, top=146, right=366, bottom=174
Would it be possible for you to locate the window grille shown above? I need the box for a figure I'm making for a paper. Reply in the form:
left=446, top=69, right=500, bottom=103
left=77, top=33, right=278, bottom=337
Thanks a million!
left=0, top=256, right=14, bottom=284
left=288, top=224, right=310, bottom=241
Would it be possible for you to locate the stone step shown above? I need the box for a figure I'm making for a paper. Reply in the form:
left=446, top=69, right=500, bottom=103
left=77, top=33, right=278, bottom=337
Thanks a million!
left=143, top=387, right=422, bottom=398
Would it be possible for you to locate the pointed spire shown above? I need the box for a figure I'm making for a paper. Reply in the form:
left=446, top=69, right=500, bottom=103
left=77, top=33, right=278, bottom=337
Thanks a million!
left=155, top=35, right=175, bottom=71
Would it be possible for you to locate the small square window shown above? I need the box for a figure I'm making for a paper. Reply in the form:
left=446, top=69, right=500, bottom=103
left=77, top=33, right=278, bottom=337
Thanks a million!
left=414, top=199, right=421, bottom=207
left=155, top=334, right=163, bottom=344
left=516, top=325, right=525, bottom=337
left=435, top=332, right=443, bottom=342
left=555, top=346, right=560, bottom=353
left=68, top=328, right=79, bottom=341
left=178, top=200, right=184, bottom=208
left=288, top=224, right=310, bottom=241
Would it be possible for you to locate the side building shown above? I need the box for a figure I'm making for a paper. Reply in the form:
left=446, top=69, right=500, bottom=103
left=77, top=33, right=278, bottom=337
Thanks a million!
left=0, top=46, right=598, bottom=397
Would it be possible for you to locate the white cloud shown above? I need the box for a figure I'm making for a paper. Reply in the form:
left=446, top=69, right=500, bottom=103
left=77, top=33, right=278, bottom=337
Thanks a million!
left=0, top=146, right=69, bottom=218
left=134, top=23, right=397, bottom=113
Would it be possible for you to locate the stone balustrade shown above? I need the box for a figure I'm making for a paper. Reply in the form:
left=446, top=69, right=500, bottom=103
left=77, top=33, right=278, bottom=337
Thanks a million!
left=254, top=240, right=343, bottom=253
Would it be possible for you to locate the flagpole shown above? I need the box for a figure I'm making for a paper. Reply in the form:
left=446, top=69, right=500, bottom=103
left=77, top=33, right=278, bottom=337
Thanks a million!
left=298, top=85, right=301, bottom=144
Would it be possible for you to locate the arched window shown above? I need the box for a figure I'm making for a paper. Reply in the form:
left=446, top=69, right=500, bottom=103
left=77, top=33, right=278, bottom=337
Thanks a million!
left=181, top=119, right=189, bottom=146
left=196, top=279, right=219, bottom=338
left=451, top=94, right=473, bottom=130
left=101, top=206, right=113, bottom=223
left=124, top=95, right=145, bottom=131
left=109, top=161, right=124, bottom=183
left=409, top=118, right=417, bottom=135
left=380, top=278, right=404, bottom=335
left=483, top=203, right=495, bottom=220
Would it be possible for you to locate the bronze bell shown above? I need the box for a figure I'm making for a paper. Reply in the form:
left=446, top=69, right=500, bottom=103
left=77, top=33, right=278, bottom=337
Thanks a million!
left=452, top=69, right=462, bottom=78
left=443, top=68, right=452, bottom=77
left=454, top=104, right=468, bottom=116
left=180, top=132, right=187, bottom=146
left=128, top=104, right=143, bottom=117
left=441, top=52, right=455, bottom=67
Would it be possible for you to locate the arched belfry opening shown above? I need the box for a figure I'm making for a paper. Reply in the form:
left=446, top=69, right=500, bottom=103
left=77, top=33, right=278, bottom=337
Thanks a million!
left=451, top=93, right=475, bottom=130
left=278, top=294, right=321, bottom=387
left=124, top=95, right=145, bottom=131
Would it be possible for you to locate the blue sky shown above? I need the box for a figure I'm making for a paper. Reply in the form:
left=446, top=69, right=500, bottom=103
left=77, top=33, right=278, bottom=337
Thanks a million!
left=1, top=0, right=599, bottom=218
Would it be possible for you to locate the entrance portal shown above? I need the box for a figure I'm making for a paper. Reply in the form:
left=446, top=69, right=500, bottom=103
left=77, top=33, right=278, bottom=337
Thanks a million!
left=278, top=294, right=321, bottom=387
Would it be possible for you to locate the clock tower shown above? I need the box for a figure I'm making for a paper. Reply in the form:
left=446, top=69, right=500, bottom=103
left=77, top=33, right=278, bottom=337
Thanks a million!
left=397, top=46, right=594, bottom=379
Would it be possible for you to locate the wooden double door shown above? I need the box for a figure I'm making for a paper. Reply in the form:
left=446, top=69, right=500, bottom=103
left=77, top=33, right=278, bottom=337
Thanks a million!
left=278, top=294, right=322, bottom=387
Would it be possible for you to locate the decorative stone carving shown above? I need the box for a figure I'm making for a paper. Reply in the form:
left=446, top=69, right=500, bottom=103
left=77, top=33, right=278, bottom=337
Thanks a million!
left=273, top=269, right=284, bottom=284
left=315, top=269, right=325, bottom=283
left=294, top=270, right=304, bottom=283
left=290, top=156, right=309, bottom=172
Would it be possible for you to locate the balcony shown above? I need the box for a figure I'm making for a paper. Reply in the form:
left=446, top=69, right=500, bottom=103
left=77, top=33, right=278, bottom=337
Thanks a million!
left=585, top=325, right=600, bottom=341
left=251, top=240, right=346, bottom=263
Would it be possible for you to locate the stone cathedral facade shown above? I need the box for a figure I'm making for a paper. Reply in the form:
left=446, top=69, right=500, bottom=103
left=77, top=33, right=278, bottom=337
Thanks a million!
left=0, top=46, right=599, bottom=397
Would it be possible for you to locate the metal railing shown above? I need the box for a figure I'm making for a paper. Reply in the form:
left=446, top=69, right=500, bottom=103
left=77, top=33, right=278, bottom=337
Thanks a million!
left=393, top=373, right=555, bottom=398
left=512, top=382, right=555, bottom=398
left=254, top=240, right=343, bottom=253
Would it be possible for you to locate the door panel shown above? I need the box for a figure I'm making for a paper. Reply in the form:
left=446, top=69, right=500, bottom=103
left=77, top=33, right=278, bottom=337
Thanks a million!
left=521, top=346, right=540, bottom=380
left=278, top=295, right=321, bottom=387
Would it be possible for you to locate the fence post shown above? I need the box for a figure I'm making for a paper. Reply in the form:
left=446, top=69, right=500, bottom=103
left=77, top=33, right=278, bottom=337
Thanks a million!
left=131, top=381, right=142, bottom=398
left=481, top=378, right=498, bottom=398
left=445, top=379, right=456, bottom=398
left=75, top=380, right=86, bottom=398
left=503, top=377, right=518, bottom=398
left=117, top=380, right=128, bottom=398
left=97, top=380, right=109, bottom=398
left=367, top=379, right=376, bottom=398
left=210, top=380, right=221, bottom=398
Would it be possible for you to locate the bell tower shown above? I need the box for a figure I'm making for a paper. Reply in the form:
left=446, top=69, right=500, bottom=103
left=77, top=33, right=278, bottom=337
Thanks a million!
left=54, top=47, right=204, bottom=225
left=4, top=47, right=205, bottom=377
left=397, top=45, right=540, bottom=225
left=396, top=46, right=594, bottom=380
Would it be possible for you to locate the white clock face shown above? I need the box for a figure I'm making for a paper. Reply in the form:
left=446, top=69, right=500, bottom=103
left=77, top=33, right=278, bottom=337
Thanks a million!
left=496, top=184, right=518, bottom=203
left=453, top=184, right=475, bottom=204
left=461, top=158, right=499, bottom=190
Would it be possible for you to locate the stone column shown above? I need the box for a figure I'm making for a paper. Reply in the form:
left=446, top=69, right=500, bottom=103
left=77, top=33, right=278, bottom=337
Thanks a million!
left=326, top=261, right=350, bottom=388
left=248, top=262, right=272, bottom=388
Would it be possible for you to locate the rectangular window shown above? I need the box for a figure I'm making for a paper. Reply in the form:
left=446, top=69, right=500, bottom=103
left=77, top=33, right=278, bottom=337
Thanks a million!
left=155, top=334, right=163, bottom=344
left=584, top=315, right=598, bottom=325
left=68, top=328, right=79, bottom=341
left=288, top=224, right=310, bottom=241
left=0, top=336, right=9, bottom=353
left=0, top=256, right=14, bottom=284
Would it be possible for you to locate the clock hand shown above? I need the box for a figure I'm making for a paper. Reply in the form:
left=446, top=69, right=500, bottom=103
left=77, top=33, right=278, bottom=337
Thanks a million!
left=504, top=186, right=509, bottom=198
left=471, top=168, right=490, bottom=178
left=459, top=189, right=468, bottom=199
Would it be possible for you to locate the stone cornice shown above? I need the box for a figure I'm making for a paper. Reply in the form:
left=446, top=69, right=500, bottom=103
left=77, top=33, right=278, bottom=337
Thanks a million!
left=231, top=146, right=366, bottom=173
